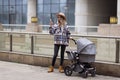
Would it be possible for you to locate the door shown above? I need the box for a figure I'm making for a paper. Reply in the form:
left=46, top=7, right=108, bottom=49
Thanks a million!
left=9, top=14, right=16, bottom=24
left=9, top=14, right=16, bottom=31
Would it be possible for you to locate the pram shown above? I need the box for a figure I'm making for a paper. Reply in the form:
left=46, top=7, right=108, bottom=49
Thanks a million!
left=64, top=38, right=96, bottom=78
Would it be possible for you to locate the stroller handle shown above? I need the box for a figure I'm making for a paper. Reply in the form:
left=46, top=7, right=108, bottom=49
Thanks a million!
left=70, top=37, right=77, bottom=44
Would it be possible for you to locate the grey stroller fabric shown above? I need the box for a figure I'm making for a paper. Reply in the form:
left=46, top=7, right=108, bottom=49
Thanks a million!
left=76, top=38, right=96, bottom=55
left=64, top=38, right=97, bottom=77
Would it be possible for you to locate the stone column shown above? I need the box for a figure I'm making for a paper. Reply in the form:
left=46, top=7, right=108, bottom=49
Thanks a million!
left=75, top=0, right=114, bottom=34
left=26, top=0, right=42, bottom=32
left=0, top=23, right=5, bottom=50
left=27, top=0, right=36, bottom=23
left=25, top=0, right=40, bottom=53
left=117, top=0, right=120, bottom=24
left=75, top=0, right=88, bottom=34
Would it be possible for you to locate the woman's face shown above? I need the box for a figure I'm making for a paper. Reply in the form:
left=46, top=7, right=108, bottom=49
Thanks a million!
left=57, top=16, right=64, bottom=23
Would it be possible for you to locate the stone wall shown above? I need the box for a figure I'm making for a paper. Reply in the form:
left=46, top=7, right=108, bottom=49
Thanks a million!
left=97, top=24, right=120, bottom=62
left=26, top=23, right=42, bottom=32
left=0, top=23, right=5, bottom=50
left=98, top=24, right=120, bottom=36
left=0, top=52, right=120, bottom=77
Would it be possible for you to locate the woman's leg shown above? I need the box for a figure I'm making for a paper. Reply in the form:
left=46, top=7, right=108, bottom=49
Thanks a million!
left=60, top=45, right=66, bottom=66
left=52, top=44, right=60, bottom=66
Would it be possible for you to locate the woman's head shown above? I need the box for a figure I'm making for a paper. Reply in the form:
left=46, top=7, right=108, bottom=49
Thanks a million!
left=57, top=12, right=66, bottom=21
left=56, top=12, right=66, bottom=26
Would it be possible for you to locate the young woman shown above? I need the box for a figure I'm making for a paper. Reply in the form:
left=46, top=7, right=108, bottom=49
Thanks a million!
left=48, top=12, right=71, bottom=73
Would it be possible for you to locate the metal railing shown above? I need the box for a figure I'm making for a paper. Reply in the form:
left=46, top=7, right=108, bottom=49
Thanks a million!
left=2, top=24, right=98, bottom=35
left=2, top=24, right=26, bottom=32
left=0, top=31, right=119, bottom=63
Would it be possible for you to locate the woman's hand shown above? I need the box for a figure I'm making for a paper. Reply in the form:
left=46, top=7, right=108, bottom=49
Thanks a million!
left=49, top=19, right=53, bottom=27
left=69, top=37, right=73, bottom=40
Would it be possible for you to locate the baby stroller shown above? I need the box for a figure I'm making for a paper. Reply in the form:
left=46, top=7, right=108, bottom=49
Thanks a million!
left=64, top=38, right=96, bottom=78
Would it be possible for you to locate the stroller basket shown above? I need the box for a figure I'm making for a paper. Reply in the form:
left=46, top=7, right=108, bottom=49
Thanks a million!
left=66, top=51, right=77, bottom=60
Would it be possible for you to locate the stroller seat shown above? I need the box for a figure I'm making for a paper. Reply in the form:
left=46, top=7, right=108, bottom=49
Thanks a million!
left=66, top=50, right=78, bottom=60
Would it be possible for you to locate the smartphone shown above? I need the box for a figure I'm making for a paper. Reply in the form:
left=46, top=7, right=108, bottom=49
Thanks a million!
left=50, top=14, right=54, bottom=23
left=50, top=18, right=54, bottom=23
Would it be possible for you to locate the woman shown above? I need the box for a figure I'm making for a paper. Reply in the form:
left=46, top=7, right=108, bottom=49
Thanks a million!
left=48, top=12, right=70, bottom=73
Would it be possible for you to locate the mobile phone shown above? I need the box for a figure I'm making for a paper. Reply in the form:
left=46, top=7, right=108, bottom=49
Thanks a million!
left=50, top=18, right=54, bottom=24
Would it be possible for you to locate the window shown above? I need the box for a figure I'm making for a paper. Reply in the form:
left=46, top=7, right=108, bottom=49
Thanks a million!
left=10, top=0, right=15, bottom=6
left=16, top=0, right=23, bottom=5
left=60, top=0, right=67, bottom=3
left=37, top=5, right=43, bottom=13
left=3, top=0, right=9, bottom=6
left=3, top=6, right=9, bottom=13
left=51, top=0, right=59, bottom=3
left=43, top=13, right=50, bottom=25
left=51, top=4, right=59, bottom=13
left=0, top=0, right=3, bottom=5
left=37, top=0, right=75, bottom=25
left=16, top=6, right=22, bottom=13
left=43, top=0, right=50, bottom=4
left=23, top=0, right=27, bottom=5
left=37, top=0, right=43, bottom=4
left=0, top=6, right=3, bottom=14
left=0, top=0, right=27, bottom=24
left=60, top=4, right=67, bottom=13
left=43, top=4, right=50, bottom=13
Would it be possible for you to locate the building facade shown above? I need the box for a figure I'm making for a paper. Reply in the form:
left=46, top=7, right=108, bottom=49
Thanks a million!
left=0, top=0, right=120, bottom=30
left=0, top=0, right=27, bottom=24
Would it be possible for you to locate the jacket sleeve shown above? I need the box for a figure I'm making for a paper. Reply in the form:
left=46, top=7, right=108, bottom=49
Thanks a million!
left=49, top=24, right=57, bottom=35
left=66, top=26, right=71, bottom=39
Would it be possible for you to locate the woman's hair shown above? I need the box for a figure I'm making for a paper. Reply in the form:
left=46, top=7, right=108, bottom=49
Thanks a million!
left=58, top=18, right=67, bottom=27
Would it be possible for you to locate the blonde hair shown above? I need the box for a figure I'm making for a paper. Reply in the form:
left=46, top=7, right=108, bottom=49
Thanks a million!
left=58, top=19, right=67, bottom=27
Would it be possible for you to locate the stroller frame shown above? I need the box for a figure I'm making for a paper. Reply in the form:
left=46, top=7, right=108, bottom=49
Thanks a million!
left=64, top=38, right=96, bottom=78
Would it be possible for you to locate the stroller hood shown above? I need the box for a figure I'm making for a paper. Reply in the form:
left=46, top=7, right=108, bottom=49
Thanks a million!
left=76, top=38, right=96, bottom=55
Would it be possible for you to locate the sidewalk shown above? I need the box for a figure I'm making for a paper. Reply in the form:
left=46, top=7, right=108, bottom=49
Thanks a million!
left=0, top=61, right=119, bottom=80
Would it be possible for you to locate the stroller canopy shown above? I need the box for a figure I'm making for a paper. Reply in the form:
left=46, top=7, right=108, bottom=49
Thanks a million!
left=76, top=38, right=96, bottom=55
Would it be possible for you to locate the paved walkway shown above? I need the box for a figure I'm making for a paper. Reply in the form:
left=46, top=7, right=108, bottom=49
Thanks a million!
left=0, top=61, right=119, bottom=80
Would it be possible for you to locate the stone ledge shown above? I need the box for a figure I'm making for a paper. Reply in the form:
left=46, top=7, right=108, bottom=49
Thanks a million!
left=0, top=52, right=120, bottom=77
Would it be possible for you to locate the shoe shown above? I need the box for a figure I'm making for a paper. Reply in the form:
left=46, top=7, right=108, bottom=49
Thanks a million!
left=48, top=66, right=54, bottom=73
left=59, top=66, right=64, bottom=73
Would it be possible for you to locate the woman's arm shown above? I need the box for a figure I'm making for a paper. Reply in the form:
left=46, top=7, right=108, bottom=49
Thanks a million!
left=49, top=24, right=57, bottom=35
left=49, top=19, right=55, bottom=35
left=66, top=26, right=71, bottom=39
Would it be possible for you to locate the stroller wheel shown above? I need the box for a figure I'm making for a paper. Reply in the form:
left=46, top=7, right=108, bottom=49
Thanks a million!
left=90, top=69, right=96, bottom=77
left=64, top=66, right=73, bottom=76
left=82, top=71, right=88, bottom=78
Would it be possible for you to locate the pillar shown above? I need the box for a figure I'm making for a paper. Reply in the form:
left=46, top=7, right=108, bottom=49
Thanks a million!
left=26, top=0, right=42, bottom=32
left=75, top=0, right=88, bottom=34
left=117, top=0, right=120, bottom=24
left=0, top=23, right=5, bottom=50
left=27, top=0, right=36, bottom=23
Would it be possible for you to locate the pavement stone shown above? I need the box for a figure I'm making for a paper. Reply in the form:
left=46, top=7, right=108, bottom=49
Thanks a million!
left=0, top=61, right=119, bottom=80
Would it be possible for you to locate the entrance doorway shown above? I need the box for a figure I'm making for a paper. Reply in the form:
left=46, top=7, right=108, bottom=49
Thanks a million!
left=9, top=14, right=16, bottom=31
left=9, top=14, right=16, bottom=24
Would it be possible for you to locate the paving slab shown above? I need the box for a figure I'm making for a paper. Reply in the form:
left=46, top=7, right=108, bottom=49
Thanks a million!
left=0, top=61, right=119, bottom=80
